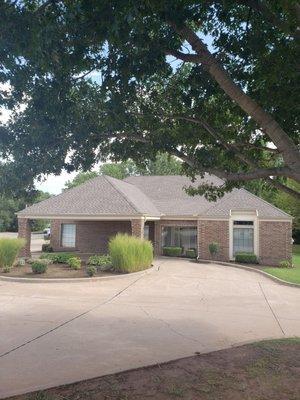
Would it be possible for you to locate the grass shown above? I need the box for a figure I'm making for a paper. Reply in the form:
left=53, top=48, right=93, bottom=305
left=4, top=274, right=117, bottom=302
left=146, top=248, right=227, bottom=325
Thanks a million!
left=109, top=233, right=153, bottom=273
left=263, top=244, right=300, bottom=284
left=9, top=338, right=300, bottom=400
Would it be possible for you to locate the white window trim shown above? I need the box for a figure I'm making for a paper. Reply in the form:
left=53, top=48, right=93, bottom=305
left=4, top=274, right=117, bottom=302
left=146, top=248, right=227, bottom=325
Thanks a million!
left=229, top=212, right=259, bottom=260
left=60, top=223, right=76, bottom=248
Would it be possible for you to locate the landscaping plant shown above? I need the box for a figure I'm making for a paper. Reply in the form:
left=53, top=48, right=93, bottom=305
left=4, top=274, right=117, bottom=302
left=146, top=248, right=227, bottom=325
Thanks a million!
left=40, top=252, right=75, bottom=263
left=209, top=242, right=219, bottom=259
left=42, top=243, right=53, bottom=253
left=67, top=257, right=81, bottom=270
left=279, top=260, right=294, bottom=269
left=109, top=233, right=153, bottom=273
left=86, top=266, right=97, bottom=277
left=162, top=247, right=182, bottom=257
left=31, top=260, right=48, bottom=274
left=186, top=249, right=197, bottom=258
left=88, top=255, right=112, bottom=270
left=0, top=238, right=25, bottom=268
left=235, top=252, right=258, bottom=264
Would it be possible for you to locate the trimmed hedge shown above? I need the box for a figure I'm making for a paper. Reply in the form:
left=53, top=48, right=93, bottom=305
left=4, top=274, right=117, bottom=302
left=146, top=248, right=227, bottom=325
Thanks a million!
left=186, top=249, right=197, bottom=258
left=235, top=252, right=258, bottom=264
left=42, top=243, right=53, bottom=253
left=109, top=233, right=153, bottom=273
left=162, top=247, right=182, bottom=257
left=0, top=238, right=25, bottom=268
left=40, top=252, right=76, bottom=264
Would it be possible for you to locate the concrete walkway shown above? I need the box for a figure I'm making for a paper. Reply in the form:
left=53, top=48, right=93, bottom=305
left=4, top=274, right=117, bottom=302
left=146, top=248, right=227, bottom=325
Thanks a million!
left=0, top=258, right=300, bottom=398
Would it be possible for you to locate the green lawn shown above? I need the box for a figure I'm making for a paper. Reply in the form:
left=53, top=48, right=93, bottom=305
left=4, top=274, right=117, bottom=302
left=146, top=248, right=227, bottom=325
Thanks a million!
left=263, top=244, right=300, bottom=284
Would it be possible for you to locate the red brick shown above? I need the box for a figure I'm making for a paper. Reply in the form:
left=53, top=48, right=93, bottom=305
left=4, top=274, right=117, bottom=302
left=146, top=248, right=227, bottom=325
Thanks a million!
left=198, top=220, right=230, bottom=261
left=18, top=218, right=31, bottom=258
left=259, top=221, right=292, bottom=266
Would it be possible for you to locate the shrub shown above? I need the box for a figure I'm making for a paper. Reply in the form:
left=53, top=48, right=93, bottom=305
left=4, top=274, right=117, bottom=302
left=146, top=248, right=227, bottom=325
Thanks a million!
left=235, top=252, right=258, bottom=264
left=42, top=243, right=53, bottom=253
left=209, top=242, right=219, bottom=258
left=0, top=238, right=25, bottom=268
left=279, top=260, right=294, bottom=268
left=88, top=254, right=112, bottom=270
left=3, top=266, right=11, bottom=273
left=31, top=260, right=48, bottom=274
left=67, top=257, right=81, bottom=270
left=40, top=252, right=75, bottom=264
left=109, top=233, right=153, bottom=273
left=186, top=249, right=197, bottom=258
left=162, top=247, right=182, bottom=257
left=86, top=266, right=97, bottom=277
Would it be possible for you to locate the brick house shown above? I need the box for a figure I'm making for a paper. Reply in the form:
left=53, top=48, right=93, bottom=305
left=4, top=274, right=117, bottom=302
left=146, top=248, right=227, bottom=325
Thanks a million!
left=17, top=175, right=292, bottom=265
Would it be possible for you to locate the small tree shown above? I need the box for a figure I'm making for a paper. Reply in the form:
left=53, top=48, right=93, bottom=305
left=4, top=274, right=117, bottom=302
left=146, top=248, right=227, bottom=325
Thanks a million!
left=209, top=242, right=219, bottom=259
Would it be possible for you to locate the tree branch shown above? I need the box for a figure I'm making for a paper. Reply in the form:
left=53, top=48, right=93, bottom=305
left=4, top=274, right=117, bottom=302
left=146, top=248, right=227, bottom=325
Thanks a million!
left=171, top=114, right=300, bottom=194
left=167, top=21, right=300, bottom=177
left=106, top=114, right=300, bottom=199
left=166, top=50, right=200, bottom=63
left=237, top=0, right=298, bottom=38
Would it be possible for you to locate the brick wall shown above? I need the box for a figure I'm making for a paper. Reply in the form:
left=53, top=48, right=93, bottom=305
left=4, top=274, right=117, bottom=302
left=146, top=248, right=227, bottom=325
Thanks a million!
left=50, top=220, right=131, bottom=254
left=131, top=219, right=144, bottom=238
left=259, top=221, right=292, bottom=265
left=18, top=218, right=31, bottom=258
left=198, top=220, right=230, bottom=261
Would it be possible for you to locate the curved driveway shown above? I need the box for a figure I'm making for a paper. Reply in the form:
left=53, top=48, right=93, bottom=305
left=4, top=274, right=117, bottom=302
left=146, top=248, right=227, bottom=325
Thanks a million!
left=1, top=258, right=300, bottom=398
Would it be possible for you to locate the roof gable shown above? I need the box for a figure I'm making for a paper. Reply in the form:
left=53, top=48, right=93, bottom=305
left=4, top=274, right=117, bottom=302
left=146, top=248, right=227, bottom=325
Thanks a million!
left=18, top=174, right=291, bottom=220
left=125, top=175, right=291, bottom=219
left=18, top=175, right=159, bottom=217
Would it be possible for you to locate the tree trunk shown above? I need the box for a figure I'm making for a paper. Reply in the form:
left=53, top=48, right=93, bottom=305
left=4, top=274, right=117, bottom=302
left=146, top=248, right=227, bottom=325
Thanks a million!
left=170, top=23, right=300, bottom=181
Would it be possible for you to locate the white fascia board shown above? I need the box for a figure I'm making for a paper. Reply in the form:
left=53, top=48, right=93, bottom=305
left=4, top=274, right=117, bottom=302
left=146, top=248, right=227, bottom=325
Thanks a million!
left=17, top=214, right=146, bottom=221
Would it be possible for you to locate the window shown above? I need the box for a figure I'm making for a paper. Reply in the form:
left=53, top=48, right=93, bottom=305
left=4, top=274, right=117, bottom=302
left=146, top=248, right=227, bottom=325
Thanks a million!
left=162, top=226, right=197, bottom=254
left=61, top=224, right=76, bottom=247
left=144, top=225, right=150, bottom=240
left=233, top=220, right=254, bottom=255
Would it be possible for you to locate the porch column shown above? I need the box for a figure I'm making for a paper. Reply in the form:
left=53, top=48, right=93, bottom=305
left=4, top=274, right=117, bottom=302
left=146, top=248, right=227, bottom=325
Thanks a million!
left=131, top=218, right=144, bottom=238
left=18, top=218, right=31, bottom=258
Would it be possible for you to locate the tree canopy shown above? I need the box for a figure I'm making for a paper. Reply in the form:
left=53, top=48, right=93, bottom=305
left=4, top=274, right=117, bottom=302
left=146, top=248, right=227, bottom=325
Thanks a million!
left=64, top=153, right=182, bottom=189
left=0, top=0, right=299, bottom=199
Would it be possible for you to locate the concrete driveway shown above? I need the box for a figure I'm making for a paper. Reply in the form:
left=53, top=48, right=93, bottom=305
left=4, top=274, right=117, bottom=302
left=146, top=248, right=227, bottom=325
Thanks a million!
left=0, top=258, right=300, bottom=398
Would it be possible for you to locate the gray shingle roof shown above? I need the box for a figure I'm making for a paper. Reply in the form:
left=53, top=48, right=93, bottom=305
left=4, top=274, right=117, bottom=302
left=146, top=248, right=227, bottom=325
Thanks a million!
left=125, top=175, right=291, bottom=219
left=18, top=174, right=291, bottom=219
left=18, top=175, right=160, bottom=217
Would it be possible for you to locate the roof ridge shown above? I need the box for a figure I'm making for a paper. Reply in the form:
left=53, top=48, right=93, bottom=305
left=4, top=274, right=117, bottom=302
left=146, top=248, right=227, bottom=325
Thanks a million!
left=239, top=188, right=292, bottom=217
left=104, top=175, right=141, bottom=214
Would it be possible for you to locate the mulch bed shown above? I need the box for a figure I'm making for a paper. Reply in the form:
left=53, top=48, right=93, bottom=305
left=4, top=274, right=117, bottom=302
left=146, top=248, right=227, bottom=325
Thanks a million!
left=0, top=263, right=115, bottom=279
left=7, top=338, right=300, bottom=400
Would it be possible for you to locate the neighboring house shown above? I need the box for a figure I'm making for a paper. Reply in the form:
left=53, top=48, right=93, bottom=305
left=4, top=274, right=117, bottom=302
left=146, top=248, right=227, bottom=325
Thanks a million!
left=17, top=174, right=292, bottom=265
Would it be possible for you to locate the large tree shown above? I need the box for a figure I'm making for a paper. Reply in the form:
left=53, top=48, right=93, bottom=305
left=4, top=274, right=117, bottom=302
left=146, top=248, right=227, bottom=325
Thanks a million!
left=0, top=1, right=299, bottom=199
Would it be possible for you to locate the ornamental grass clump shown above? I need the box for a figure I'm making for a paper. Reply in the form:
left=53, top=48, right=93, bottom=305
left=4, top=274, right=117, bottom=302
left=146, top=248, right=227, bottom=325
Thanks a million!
left=109, top=233, right=153, bottom=273
left=0, top=238, right=25, bottom=268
